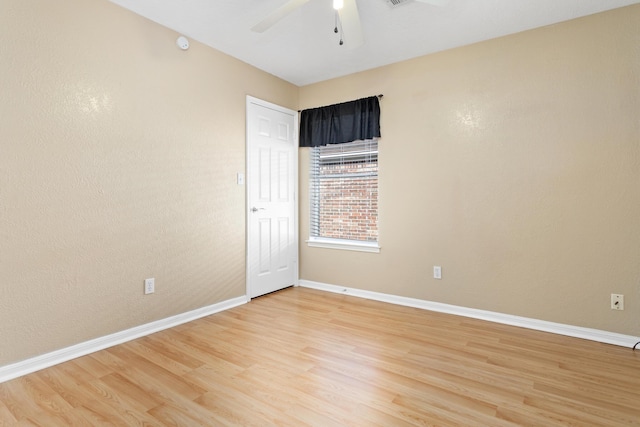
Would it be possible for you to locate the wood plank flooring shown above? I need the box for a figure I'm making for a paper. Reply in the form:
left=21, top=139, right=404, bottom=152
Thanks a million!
left=1, top=287, right=639, bottom=426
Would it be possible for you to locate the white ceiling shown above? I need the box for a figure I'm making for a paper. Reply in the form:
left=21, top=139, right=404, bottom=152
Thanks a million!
left=109, top=0, right=639, bottom=86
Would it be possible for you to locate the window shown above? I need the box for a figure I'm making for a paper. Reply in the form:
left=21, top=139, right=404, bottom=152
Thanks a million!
left=308, top=139, right=379, bottom=252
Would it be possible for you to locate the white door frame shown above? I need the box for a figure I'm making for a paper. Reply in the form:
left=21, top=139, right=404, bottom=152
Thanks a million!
left=245, top=95, right=299, bottom=299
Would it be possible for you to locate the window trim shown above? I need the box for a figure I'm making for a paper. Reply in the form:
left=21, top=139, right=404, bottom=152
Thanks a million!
left=306, top=237, right=380, bottom=253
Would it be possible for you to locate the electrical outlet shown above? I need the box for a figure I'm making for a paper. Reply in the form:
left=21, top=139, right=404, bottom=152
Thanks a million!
left=433, top=266, right=442, bottom=280
left=144, top=278, right=155, bottom=295
left=611, top=293, right=624, bottom=310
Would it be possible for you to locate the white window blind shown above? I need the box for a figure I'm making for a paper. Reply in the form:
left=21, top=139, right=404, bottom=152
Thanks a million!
left=309, top=139, right=378, bottom=247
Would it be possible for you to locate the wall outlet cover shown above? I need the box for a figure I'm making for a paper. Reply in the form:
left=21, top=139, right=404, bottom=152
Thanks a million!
left=611, top=293, right=624, bottom=310
left=144, top=278, right=155, bottom=295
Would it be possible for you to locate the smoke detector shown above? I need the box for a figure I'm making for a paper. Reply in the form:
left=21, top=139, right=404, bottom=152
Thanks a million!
left=176, top=36, right=189, bottom=50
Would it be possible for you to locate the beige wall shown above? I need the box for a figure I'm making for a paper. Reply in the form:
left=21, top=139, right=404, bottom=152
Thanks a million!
left=0, top=0, right=297, bottom=365
left=299, top=5, right=640, bottom=336
left=1, top=1, right=638, bottom=368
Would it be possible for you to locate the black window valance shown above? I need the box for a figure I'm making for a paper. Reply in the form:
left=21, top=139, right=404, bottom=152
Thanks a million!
left=299, top=96, right=381, bottom=147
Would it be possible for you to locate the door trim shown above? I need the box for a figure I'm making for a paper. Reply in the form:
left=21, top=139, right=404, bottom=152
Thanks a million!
left=245, top=95, right=299, bottom=299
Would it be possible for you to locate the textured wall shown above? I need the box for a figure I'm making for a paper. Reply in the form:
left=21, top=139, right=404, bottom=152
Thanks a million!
left=299, top=5, right=640, bottom=336
left=1, top=1, right=638, bottom=369
left=0, top=0, right=297, bottom=365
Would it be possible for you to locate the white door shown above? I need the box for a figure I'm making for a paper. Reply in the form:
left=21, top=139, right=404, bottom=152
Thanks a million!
left=246, top=96, right=298, bottom=298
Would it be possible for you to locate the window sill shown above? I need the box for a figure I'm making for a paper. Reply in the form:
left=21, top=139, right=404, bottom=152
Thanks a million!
left=306, top=238, right=380, bottom=253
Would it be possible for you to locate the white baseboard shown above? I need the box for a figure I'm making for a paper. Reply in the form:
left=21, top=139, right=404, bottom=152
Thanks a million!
left=299, top=280, right=638, bottom=348
left=0, top=295, right=248, bottom=384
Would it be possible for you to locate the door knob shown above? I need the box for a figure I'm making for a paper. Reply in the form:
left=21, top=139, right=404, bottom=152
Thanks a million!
left=251, top=207, right=265, bottom=212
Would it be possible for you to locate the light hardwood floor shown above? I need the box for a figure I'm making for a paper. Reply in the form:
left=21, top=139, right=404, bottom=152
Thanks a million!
left=1, top=287, right=639, bottom=426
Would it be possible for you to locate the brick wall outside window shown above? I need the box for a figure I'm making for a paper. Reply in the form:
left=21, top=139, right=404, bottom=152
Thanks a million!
left=310, top=140, right=378, bottom=242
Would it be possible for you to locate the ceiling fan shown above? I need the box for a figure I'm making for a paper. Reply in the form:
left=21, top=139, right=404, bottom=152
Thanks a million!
left=251, top=0, right=449, bottom=47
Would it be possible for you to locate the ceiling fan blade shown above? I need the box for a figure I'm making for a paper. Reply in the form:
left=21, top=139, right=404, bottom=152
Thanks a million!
left=251, top=0, right=311, bottom=33
left=414, top=0, right=449, bottom=6
left=338, top=0, right=364, bottom=48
